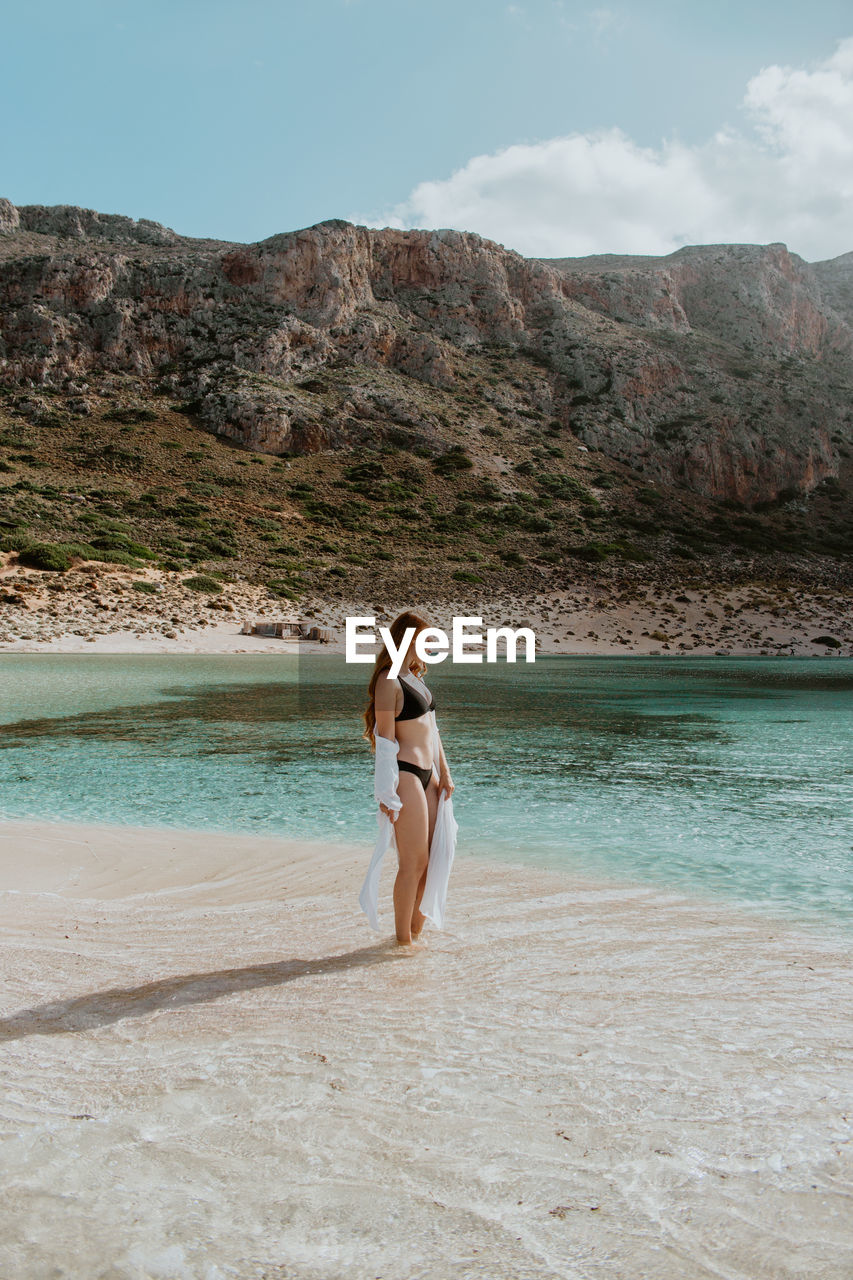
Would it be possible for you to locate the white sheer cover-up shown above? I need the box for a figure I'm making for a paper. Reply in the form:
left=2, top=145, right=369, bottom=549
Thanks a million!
left=358, top=709, right=458, bottom=931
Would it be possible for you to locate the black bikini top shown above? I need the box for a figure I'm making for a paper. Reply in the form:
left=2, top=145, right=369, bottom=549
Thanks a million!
left=395, top=672, right=436, bottom=721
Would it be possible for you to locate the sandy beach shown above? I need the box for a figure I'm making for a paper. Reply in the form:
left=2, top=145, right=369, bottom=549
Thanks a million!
left=2, top=546, right=852, bottom=657
left=1, top=819, right=850, bottom=1279
left=1, top=575, right=852, bottom=658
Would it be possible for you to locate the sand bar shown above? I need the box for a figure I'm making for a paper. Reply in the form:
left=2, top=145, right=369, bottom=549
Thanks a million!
left=1, top=818, right=851, bottom=1279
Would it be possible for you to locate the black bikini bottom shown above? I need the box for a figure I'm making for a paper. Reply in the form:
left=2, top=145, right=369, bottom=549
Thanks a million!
left=398, top=760, right=433, bottom=792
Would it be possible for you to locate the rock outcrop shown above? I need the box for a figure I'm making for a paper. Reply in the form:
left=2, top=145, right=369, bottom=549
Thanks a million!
left=545, top=243, right=853, bottom=358
left=1, top=198, right=851, bottom=504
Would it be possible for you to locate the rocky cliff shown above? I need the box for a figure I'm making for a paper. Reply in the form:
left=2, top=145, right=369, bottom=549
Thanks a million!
left=1, top=198, right=852, bottom=506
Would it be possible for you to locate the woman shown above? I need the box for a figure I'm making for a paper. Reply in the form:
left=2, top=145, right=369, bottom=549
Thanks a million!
left=360, top=611, right=456, bottom=947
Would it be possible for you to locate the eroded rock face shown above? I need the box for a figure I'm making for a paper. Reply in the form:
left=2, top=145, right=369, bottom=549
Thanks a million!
left=15, top=204, right=182, bottom=246
left=544, top=243, right=851, bottom=358
left=0, top=198, right=851, bottom=503
left=0, top=199, right=20, bottom=234
left=811, top=251, right=853, bottom=329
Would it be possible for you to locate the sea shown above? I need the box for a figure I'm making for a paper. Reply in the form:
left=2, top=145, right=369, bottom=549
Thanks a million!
left=1, top=653, right=851, bottom=933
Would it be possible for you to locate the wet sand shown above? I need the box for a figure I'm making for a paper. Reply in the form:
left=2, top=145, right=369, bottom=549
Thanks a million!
left=1, top=819, right=851, bottom=1279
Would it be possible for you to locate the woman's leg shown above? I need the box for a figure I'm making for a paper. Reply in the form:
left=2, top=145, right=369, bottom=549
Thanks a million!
left=393, top=772, right=430, bottom=945
left=411, top=775, right=439, bottom=938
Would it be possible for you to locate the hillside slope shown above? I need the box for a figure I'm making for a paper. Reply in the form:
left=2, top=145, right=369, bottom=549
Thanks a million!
left=0, top=199, right=851, bottom=614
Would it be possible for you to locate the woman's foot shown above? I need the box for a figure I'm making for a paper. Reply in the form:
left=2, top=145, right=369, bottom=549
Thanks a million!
left=395, top=936, right=425, bottom=950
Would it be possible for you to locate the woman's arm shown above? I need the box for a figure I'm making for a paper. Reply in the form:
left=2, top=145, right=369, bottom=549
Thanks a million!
left=374, top=674, right=399, bottom=818
left=374, top=673, right=398, bottom=745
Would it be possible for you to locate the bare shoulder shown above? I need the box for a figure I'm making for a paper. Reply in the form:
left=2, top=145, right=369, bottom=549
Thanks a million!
left=374, top=671, right=400, bottom=707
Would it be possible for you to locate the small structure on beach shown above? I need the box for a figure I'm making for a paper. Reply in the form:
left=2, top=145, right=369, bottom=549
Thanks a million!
left=240, top=619, right=331, bottom=643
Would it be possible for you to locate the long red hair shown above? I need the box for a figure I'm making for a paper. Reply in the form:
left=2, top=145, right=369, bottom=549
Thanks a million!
left=362, top=610, right=432, bottom=750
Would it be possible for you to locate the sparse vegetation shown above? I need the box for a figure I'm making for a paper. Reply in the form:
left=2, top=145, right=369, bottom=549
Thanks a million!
left=433, top=446, right=474, bottom=475
left=183, top=574, right=222, bottom=594
left=17, top=542, right=73, bottom=572
left=0, top=292, right=849, bottom=617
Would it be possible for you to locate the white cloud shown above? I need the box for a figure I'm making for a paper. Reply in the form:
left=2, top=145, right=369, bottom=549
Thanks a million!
left=364, top=38, right=853, bottom=262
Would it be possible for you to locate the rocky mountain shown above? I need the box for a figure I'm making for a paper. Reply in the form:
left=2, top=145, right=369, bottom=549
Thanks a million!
left=0, top=199, right=851, bottom=611
left=1, top=198, right=851, bottom=508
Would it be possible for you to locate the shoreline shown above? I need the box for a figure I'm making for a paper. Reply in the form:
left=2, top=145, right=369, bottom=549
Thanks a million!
left=2, top=636, right=850, bottom=657
left=2, top=817, right=851, bottom=1279
left=2, top=554, right=852, bottom=656
left=2, top=814, right=850, bottom=942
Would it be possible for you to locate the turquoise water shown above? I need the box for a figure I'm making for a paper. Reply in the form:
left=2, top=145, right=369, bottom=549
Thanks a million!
left=1, top=654, right=851, bottom=931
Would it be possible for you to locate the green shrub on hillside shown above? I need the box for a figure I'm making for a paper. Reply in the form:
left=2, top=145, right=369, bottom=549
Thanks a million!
left=0, top=529, right=28, bottom=552
left=265, top=566, right=305, bottom=597
left=563, top=542, right=610, bottom=562
left=18, top=542, right=73, bottom=571
left=495, top=505, right=554, bottom=534
left=89, top=533, right=157, bottom=559
left=192, top=537, right=236, bottom=558
left=104, top=406, right=158, bottom=424
left=562, top=538, right=650, bottom=563
left=183, top=574, right=222, bottom=594
left=609, top=539, right=652, bottom=562
left=498, top=548, right=526, bottom=566
left=9, top=537, right=147, bottom=570
left=537, top=474, right=591, bottom=502
left=471, top=480, right=501, bottom=502
left=433, top=446, right=473, bottom=475
left=344, top=461, right=384, bottom=484
left=247, top=515, right=282, bottom=532
left=84, top=547, right=145, bottom=567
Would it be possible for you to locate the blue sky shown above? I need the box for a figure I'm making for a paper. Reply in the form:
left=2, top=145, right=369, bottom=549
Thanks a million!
left=2, top=1, right=852, bottom=257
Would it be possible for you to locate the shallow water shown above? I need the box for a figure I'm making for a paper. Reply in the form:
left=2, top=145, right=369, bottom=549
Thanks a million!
left=0, top=653, right=851, bottom=930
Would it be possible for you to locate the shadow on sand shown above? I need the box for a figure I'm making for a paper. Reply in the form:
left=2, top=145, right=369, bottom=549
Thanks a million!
left=0, top=941, right=408, bottom=1043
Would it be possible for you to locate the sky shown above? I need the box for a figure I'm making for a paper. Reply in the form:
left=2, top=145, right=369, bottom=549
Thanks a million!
left=2, top=0, right=852, bottom=260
